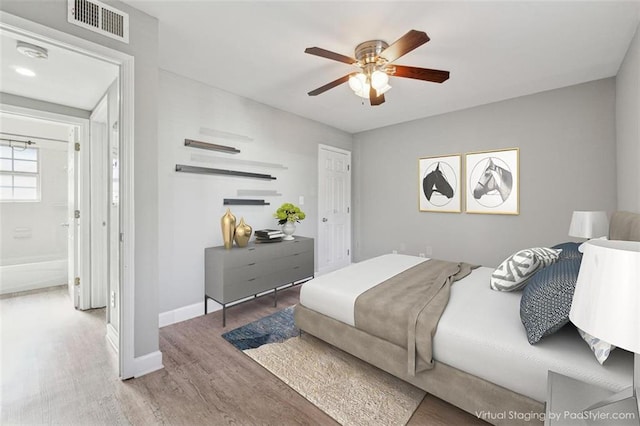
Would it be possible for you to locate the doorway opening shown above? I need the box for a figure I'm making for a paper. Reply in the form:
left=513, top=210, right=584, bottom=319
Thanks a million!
left=0, top=12, right=135, bottom=376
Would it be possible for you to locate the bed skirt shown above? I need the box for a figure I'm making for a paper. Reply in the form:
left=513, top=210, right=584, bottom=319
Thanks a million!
left=295, top=304, right=544, bottom=426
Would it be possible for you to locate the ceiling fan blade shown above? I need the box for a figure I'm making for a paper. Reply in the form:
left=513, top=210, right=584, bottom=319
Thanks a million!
left=369, top=86, right=385, bottom=106
left=307, top=74, right=351, bottom=96
left=393, top=65, right=450, bottom=83
left=380, top=30, right=430, bottom=63
left=304, top=47, right=357, bottom=65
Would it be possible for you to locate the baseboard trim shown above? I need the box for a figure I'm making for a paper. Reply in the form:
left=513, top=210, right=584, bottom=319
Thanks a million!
left=133, top=350, right=163, bottom=378
left=159, top=300, right=221, bottom=328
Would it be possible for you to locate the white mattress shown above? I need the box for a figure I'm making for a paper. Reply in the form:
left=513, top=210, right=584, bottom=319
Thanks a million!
left=300, top=254, right=427, bottom=326
left=299, top=255, right=633, bottom=402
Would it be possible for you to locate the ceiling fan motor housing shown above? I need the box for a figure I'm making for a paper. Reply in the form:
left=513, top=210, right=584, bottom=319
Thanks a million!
left=355, top=40, right=389, bottom=65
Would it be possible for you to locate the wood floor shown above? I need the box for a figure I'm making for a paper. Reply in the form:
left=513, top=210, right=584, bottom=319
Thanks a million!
left=1, top=285, right=486, bottom=425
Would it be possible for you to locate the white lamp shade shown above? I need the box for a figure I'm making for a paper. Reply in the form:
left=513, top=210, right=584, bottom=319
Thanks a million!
left=569, top=239, right=640, bottom=354
left=370, top=70, right=389, bottom=90
left=568, top=211, right=609, bottom=239
left=348, top=73, right=366, bottom=92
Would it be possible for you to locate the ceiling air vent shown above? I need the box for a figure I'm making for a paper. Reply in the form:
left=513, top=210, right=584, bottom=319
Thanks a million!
left=67, top=0, right=129, bottom=44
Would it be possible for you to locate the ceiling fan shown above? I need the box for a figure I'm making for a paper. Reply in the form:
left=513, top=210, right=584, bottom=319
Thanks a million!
left=305, top=30, right=450, bottom=106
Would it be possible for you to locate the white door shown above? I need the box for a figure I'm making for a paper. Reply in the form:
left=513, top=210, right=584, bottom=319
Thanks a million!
left=90, top=98, right=108, bottom=308
left=107, top=102, right=120, bottom=348
left=318, top=145, right=351, bottom=274
left=67, top=127, right=80, bottom=307
left=67, top=124, right=92, bottom=310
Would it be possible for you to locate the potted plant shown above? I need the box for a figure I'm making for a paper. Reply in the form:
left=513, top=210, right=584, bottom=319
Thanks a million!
left=274, top=202, right=305, bottom=240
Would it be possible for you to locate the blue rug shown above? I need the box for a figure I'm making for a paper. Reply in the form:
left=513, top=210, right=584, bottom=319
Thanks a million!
left=222, top=306, right=299, bottom=350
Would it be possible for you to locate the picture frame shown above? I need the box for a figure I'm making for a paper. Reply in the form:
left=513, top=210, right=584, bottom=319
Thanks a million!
left=465, top=148, right=519, bottom=215
left=418, top=154, right=462, bottom=213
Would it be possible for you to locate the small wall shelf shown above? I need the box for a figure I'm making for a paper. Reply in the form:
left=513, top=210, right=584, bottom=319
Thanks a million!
left=184, top=139, right=240, bottom=154
left=223, top=199, right=270, bottom=206
left=175, top=164, right=276, bottom=180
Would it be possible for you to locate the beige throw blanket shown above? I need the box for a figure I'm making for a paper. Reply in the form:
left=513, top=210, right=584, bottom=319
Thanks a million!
left=354, top=259, right=477, bottom=376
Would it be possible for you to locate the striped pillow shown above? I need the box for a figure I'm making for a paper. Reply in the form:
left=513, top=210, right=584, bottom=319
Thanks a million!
left=490, top=247, right=562, bottom=292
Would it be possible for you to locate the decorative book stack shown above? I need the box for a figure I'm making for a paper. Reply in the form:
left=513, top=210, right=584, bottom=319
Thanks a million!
left=254, top=229, right=284, bottom=243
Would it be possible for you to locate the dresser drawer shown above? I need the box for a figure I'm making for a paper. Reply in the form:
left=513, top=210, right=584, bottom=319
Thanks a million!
left=277, top=238, right=314, bottom=257
left=223, top=276, right=271, bottom=302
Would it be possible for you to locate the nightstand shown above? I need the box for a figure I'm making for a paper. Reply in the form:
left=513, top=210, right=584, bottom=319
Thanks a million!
left=545, top=371, right=639, bottom=425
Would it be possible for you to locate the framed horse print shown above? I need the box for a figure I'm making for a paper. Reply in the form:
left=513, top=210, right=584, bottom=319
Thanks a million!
left=418, top=154, right=462, bottom=213
left=465, top=148, right=519, bottom=215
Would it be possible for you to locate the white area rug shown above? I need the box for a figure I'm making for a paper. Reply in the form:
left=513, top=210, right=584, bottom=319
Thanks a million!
left=245, top=334, right=426, bottom=426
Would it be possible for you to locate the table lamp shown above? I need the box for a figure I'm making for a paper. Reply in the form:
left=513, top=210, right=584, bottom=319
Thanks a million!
left=569, top=239, right=640, bottom=418
left=568, top=211, right=609, bottom=239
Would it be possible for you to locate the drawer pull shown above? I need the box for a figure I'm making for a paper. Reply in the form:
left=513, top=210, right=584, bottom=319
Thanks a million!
left=293, top=266, right=300, bottom=270
left=292, top=253, right=300, bottom=256
left=248, top=278, right=257, bottom=282
left=247, top=262, right=256, bottom=266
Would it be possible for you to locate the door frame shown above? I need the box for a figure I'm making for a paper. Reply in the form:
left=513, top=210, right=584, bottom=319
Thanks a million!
left=0, top=11, right=136, bottom=379
left=317, top=144, right=352, bottom=275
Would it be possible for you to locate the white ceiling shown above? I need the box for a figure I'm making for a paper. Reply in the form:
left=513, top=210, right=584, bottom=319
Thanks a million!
left=0, top=30, right=118, bottom=111
left=125, top=0, right=640, bottom=134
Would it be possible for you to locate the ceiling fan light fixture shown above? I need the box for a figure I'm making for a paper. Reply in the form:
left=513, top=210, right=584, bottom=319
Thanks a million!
left=370, top=70, right=389, bottom=90
left=348, top=73, right=366, bottom=92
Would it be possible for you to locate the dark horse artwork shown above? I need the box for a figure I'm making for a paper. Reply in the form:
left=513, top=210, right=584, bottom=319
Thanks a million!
left=473, top=158, right=513, bottom=202
left=423, top=162, right=454, bottom=201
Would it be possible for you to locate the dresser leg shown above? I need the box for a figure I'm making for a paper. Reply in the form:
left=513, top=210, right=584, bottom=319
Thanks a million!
left=274, top=288, right=277, bottom=307
left=204, top=295, right=208, bottom=315
left=222, top=304, right=226, bottom=327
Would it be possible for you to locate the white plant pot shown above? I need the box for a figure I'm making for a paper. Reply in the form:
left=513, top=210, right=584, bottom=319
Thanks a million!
left=281, top=222, right=296, bottom=240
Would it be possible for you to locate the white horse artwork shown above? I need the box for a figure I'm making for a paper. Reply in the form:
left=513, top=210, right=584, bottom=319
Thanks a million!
left=472, top=158, right=513, bottom=203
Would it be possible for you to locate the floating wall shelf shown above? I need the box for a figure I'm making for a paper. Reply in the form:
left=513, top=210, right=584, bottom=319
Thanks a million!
left=223, top=199, right=270, bottom=206
left=175, top=164, right=276, bottom=180
left=184, top=139, right=240, bottom=154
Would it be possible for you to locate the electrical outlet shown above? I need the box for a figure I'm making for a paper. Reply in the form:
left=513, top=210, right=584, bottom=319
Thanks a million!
left=111, top=291, right=116, bottom=308
left=426, top=246, right=433, bottom=256
left=392, top=250, right=398, bottom=254
left=298, top=195, right=304, bottom=205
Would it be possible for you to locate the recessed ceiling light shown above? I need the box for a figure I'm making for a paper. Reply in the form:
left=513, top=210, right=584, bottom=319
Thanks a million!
left=16, top=41, right=48, bottom=59
left=15, top=67, right=36, bottom=77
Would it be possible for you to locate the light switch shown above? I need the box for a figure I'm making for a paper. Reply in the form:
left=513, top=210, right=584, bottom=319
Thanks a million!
left=298, top=195, right=304, bottom=205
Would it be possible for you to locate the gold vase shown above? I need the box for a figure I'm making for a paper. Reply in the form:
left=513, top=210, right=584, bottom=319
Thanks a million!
left=220, top=208, right=236, bottom=250
left=234, top=217, right=252, bottom=248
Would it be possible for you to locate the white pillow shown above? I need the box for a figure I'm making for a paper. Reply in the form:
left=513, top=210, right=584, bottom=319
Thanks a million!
left=490, top=247, right=562, bottom=292
left=577, top=328, right=615, bottom=365
left=578, top=236, right=608, bottom=253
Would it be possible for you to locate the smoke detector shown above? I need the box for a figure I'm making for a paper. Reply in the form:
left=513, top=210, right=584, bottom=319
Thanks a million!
left=16, top=41, right=48, bottom=60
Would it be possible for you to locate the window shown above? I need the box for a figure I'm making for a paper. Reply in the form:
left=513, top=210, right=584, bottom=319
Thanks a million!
left=0, top=144, right=40, bottom=201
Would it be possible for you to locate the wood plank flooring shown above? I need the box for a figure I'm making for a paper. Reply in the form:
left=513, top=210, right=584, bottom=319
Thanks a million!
left=1, top=285, right=486, bottom=425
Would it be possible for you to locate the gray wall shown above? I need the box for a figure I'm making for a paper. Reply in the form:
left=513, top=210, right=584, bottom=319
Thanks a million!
left=158, top=71, right=352, bottom=315
left=616, top=23, right=640, bottom=214
left=1, top=0, right=160, bottom=358
left=353, top=78, right=617, bottom=267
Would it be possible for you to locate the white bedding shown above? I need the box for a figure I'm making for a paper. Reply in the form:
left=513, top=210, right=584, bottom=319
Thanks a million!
left=299, top=254, right=633, bottom=402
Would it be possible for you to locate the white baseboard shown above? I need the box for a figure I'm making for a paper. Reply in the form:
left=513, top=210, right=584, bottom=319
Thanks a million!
left=159, top=299, right=221, bottom=328
left=133, top=350, right=163, bottom=378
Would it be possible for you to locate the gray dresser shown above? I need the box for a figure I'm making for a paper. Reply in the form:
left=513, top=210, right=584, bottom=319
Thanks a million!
left=205, top=236, right=314, bottom=326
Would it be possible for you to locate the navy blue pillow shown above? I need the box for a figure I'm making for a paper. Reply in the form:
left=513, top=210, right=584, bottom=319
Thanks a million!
left=520, top=258, right=582, bottom=344
left=552, top=242, right=582, bottom=261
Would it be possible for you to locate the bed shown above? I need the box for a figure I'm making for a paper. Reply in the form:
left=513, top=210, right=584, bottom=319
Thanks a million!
left=295, top=211, right=640, bottom=425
